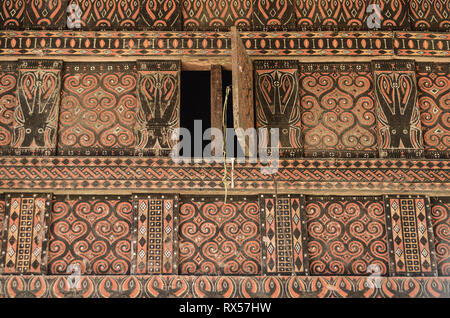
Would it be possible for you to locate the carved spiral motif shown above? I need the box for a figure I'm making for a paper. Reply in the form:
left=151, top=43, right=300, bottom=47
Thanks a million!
left=306, top=196, right=389, bottom=275
left=48, top=196, right=133, bottom=275
left=179, top=198, right=261, bottom=275
left=58, top=64, right=138, bottom=154
left=300, top=64, right=377, bottom=155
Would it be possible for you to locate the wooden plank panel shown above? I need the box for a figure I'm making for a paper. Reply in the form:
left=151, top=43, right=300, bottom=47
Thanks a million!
left=231, top=26, right=254, bottom=156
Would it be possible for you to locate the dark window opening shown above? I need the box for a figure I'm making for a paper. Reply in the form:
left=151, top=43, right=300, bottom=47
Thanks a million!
left=222, top=70, right=244, bottom=158
left=180, top=71, right=211, bottom=158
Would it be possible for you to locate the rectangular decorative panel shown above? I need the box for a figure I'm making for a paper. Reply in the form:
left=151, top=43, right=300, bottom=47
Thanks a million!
left=58, top=62, right=138, bottom=156
left=135, top=60, right=180, bottom=156
left=373, top=60, right=424, bottom=158
left=252, top=0, right=296, bottom=30
left=260, top=194, right=309, bottom=275
left=0, top=62, right=17, bottom=155
left=0, top=193, right=52, bottom=274
left=0, top=0, right=26, bottom=29
left=299, top=63, right=378, bottom=158
left=384, top=195, right=438, bottom=276
left=182, top=0, right=253, bottom=31
left=48, top=195, right=133, bottom=275
left=141, top=0, right=181, bottom=29
left=305, top=196, right=389, bottom=275
left=68, top=0, right=141, bottom=29
left=430, top=197, right=449, bottom=276
left=254, top=60, right=302, bottom=157
left=294, top=0, right=368, bottom=30
left=12, top=60, right=63, bottom=155
left=24, top=0, right=67, bottom=29
left=409, top=0, right=450, bottom=32
left=132, top=194, right=178, bottom=274
left=417, top=63, right=450, bottom=159
left=179, top=196, right=261, bottom=275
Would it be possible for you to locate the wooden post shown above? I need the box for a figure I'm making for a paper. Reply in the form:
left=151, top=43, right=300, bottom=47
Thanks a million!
left=210, top=64, right=223, bottom=132
left=231, top=26, right=254, bottom=157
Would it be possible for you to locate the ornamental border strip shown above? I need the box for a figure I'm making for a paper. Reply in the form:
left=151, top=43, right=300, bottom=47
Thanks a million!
left=0, top=275, right=448, bottom=298
left=0, top=31, right=447, bottom=56
left=0, top=157, right=448, bottom=192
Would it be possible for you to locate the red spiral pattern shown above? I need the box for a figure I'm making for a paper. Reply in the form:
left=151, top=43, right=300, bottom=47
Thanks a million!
left=430, top=197, right=450, bottom=276
left=0, top=66, right=17, bottom=148
left=179, top=197, right=261, bottom=275
left=300, top=64, right=377, bottom=156
left=58, top=63, right=138, bottom=155
left=306, top=196, right=389, bottom=275
left=417, top=63, right=450, bottom=157
left=48, top=195, right=133, bottom=275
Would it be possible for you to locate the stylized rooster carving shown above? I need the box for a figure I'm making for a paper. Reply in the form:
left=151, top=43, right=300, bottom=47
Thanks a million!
left=375, top=71, right=423, bottom=151
left=13, top=68, right=60, bottom=150
left=255, top=68, right=301, bottom=151
left=136, top=69, right=179, bottom=154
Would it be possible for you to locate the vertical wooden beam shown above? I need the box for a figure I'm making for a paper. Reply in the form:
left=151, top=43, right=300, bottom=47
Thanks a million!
left=231, top=26, right=254, bottom=156
left=210, top=64, right=223, bottom=131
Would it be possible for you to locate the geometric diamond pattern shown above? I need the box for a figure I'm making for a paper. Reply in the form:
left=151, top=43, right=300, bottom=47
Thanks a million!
left=0, top=193, right=52, bottom=274
left=132, top=194, right=178, bottom=274
left=384, top=195, right=438, bottom=276
left=260, top=194, right=309, bottom=275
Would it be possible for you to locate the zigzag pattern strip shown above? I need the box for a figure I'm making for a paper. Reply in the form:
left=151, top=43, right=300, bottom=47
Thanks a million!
left=0, top=157, right=448, bottom=192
